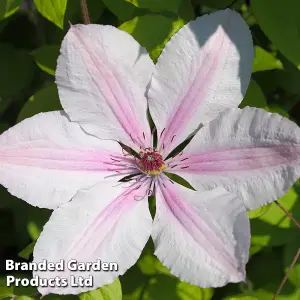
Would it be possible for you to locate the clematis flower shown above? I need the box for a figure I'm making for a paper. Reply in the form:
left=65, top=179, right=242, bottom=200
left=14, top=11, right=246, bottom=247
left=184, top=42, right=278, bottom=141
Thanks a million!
left=0, top=8, right=300, bottom=295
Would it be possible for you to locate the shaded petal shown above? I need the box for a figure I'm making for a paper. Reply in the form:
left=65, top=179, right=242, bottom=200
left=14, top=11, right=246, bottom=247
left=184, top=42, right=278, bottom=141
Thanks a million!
left=152, top=176, right=250, bottom=287
left=56, top=24, right=154, bottom=149
left=33, top=180, right=152, bottom=295
left=170, top=107, right=300, bottom=209
left=0, top=111, right=133, bottom=209
left=148, top=9, right=253, bottom=155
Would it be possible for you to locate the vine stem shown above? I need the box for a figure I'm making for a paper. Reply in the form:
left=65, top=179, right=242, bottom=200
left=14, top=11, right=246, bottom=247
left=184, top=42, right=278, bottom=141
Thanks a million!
left=275, top=201, right=300, bottom=229
left=80, top=0, right=90, bottom=24
left=272, top=248, right=300, bottom=300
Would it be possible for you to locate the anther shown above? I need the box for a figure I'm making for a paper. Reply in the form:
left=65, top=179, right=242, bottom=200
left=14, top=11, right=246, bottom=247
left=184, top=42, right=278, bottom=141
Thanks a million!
left=181, top=166, right=189, bottom=169
left=180, top=158, right=188, bottom=162
left=160, top=128, right=166, bottom=138
left=171, top=135, right=176, bottom=142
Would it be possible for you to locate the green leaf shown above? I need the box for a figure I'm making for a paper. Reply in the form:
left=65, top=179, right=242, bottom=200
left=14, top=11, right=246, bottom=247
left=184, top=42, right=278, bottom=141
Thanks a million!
left=79, top=278, right=122, bottom=300
left=284, top=237, right=300, bottom=287
left=147, top=274, right=213, bottom=300
left=265, top=104, right=290, bottom=119
left=198, top=0, right=237, bottom=9
left=65, top=0, right=105, bottom=24
left=17, top=83, right=62, bottom=122
left=32, top=45, right=60, bottom=76
left=119, top=14, right=185, bottom=62
left=246, top=249, right=299, bottom=299
left=239, top=80, right=267, bottom=109
left=0, top=0, right=23, bottom=20
left=250, top=181, right=300, bottom=249
left=0, top=286, right=14, bottom=299
left=125, top=0, right=181, bottom=13
left=0, top=43, right=35, bottom=98
left=17, top=297, right=35, bottom=300
left=33, top=0, right=67, bottom=29
left=252, top=46, right=282, bottom=73
left=102, top=0, right=140, bottom=21
left=251, top=0, right=300, bottom=67
left=247, top=204, right=272, bottom=219
left=18, top=241, right=36, bottom=260
left=226, top=297, right=258, bottom=300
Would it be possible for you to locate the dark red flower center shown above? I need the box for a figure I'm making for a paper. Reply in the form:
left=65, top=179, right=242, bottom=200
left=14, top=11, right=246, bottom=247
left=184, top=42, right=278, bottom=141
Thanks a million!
left=138, top=148, right=165, bottom=175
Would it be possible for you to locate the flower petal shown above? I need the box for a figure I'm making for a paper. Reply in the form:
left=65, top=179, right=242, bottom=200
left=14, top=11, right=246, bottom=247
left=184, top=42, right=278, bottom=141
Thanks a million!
left=56, top=24, right=154, bottom=149
left=0, top=111, right=131, bottom=209
left=170, top=107, right=300, bottom=210
left=33, top=180, right=152, bottom=295
left=152, top=176, right=250, bottom=288
left=148, top=9, right=254, bottom=155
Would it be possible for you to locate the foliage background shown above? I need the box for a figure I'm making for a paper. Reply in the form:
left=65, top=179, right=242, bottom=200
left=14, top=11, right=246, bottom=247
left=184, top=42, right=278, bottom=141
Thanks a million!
left=0, top=0, right=300, bottom=299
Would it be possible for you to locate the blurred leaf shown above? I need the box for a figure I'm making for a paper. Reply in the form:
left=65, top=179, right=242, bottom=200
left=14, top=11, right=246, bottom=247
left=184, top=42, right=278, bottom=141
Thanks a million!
left=0, top=286, right=14, bottom=299
left=0, top=43, right=35, bottom=97
left=225, top=297, right=258, bottom=300
left=17, top=297, right=35, bottom=300
left=65, top=0, right=105, bottom=24
left=283, top=237, right=300, bottom=287
left=247, top=249, right=299, bottom=299
left=177, top=0, right=195, bottom=21
left=0, top=0, right=22, bottom=20
left=239, top=79, right=267, bottom=109
left=32, top=45, right=60, bottom=76
left=102, top=0, right=140, bottom=21
left=265, top=104, right=290, bottom=119
left=34, top=0, right=67, bottom=29
left=0, top=122, right=9, bottom=134
left=252, top=46, right=282, bottom=72
left=119, top=14, right=185, bottom=62
left=125, top=0, right=181, bottom=13
left=199, top=0, right=238, bottom=9
left=273, top=55, right=300, bottom=96
left=0, top=97, right=13, bottom=117
left=247, top=204, right=272, bottom=219
left=18, top=241, right=36, bottom=260
left=79, top=278, right=122, bottom=300
left=251, top=0, right=300, bottom=67
left=17, top=83, right=62, bottom=122
left=251, top=181, right=300, bottom=249
left=147, top=274, right=213, bottom=300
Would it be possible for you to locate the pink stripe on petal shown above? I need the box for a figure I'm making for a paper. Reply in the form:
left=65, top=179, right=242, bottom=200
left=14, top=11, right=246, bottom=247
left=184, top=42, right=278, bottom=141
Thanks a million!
left=169, top=107, right=300, bottom=209
left=34, top=180, right=152, bottom=295
left=148, top=9, right=253, bottom=156
left=157, top=177, right=240, bottom=275
left=173, top=145, right=300, bottom=173
left=160, top=26, right=227, bottom=152
left=152, top=177, right=250, bottom=287
left=57, top=25, right=152, bottom=150
left=0, top=147, right=136, bottom=172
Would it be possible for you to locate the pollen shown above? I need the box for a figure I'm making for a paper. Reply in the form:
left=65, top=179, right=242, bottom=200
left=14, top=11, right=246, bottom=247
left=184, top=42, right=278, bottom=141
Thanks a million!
left=138, top=148, right=166, bottom=175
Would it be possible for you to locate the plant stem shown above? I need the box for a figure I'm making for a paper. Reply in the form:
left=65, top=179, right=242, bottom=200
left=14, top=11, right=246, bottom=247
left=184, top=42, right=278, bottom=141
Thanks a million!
left=81, top=0, right=90, bottom=24
left=272, top=248, right=300, bottom=300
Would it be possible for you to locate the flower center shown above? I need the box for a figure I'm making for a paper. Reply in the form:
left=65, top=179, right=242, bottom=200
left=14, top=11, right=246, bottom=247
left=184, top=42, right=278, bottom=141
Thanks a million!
left=138, top=148, right=165, bottom=175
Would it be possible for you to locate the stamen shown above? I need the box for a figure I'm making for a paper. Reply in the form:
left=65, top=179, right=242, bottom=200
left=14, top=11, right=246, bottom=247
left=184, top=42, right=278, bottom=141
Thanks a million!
left=160, top=128, right=166, bottom=138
